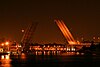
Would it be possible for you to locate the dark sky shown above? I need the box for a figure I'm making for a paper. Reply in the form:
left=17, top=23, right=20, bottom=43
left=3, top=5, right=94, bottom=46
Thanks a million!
left=0, top=0, right=100, bottom=44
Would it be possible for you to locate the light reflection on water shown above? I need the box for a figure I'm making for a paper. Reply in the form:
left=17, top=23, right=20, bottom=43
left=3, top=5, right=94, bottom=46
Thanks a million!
left=21, top=53, right=26, bottom=60
left=0, top=52, right=100, bottom=67
left=35, top=51, right=61, bottom=55
left=0, top=55, right=12, bottom=67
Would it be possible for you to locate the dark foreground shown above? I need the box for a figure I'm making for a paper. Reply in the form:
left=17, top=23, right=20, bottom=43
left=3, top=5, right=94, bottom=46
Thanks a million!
left=0, top=53, right=100, bottom=67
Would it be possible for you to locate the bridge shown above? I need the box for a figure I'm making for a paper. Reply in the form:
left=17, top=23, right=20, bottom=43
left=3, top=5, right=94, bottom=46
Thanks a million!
left=55, top=19, right=79, bottom=45
left=21, top=19, right=99, bottom=53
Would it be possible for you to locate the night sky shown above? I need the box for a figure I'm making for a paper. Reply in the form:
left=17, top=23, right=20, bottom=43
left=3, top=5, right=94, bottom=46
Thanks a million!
left=0, top=0, right=100, bottom=44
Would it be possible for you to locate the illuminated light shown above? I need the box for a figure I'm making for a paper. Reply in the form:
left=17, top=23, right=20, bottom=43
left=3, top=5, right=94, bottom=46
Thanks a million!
left=18, top=45, right=21, bottom=47
left=61, top=48, right=63, bottom=50
left=67, top=48, right=70, bottom=51
left=67, top=48, right=69, bottom=51
left=68, top=48, right=70, bottom=51
left=54, top=51, right=56, bottom=53
left=69, top=41, right=77, bottom=45
left=48, top=45, right=49, bottom=47
left=57, top=51, right=59, bottom=54
left=64, top=48, right=66, bottom=50
left=47, top=51, right=50, bottom=55
left=35, top=48, right=37, bottom=50
left=36, top=51, right=38, bottom=55
left=71, top=47, right=75, bottom=51
left=76, top=52, right=80, bottom=55
left=59, top=46, right=60, bottom=47
left=1, top=55, right=4, bottom=59
left=1, top=43, right=4, bottom=46
left=98, top=37, right=100, bottom=39
left=21, top=53, right=26, bottom=59
left=16, top=45, right=17, bottom=47
left=7, top=51, right=10, bottom=54
left=81, top=53, right=84, bottom=55
left=44, top=51, right=46, bottom=55
left=43, top=45, right=45, bottom=47
left=5, top=55, right=10, bottom=59
left=73, top=48, right=75, bottom=51
left=71, top=52, right=74, bottom=54
left=21, top=29, right=25, bottom=32
left=71, top=48, right=74, bottom=51
left=57, top=48, right=59, bottom=50
left=22, top=53, right=25, bottom=55
left=0, top=48, right=3, bottom=52
left=5, top=42, right=9, bottom=45
left=77, top=40, right=80, bottom=44
left=93, top=37, right=96, bottom=39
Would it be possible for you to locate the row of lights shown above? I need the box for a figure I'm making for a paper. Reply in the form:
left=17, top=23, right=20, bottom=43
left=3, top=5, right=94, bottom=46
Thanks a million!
left=1, top=41, right=9, bottom=46
left=1, top=55, right=10, bottom=59
left=67, top=47, right=75, bottom=51
left=43, top=45, right=63, bottom=48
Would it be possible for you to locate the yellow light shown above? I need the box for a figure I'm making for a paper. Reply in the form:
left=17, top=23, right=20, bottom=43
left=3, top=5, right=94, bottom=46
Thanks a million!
left=5, top=55, right=10, bottom=59
left=71, top=47, right=75, bottom=51
left=69, top=41, right=77, bottom=45
left=5, top=42, right=9, bottom=45
left=1, top=55, right=4, bottom=59
left=1, top=43, right=4, bottom=46
left=18, top=45, right=21, bottom=47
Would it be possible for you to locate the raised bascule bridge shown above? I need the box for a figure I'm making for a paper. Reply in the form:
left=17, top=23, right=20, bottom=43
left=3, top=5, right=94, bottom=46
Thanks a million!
left=21, top=19, right=94, bottom=53
left=55, top=19, right=81, bottom=51
left=55, top=19, right=78, bottom=45
left=55, top=19, right=100, bottom=52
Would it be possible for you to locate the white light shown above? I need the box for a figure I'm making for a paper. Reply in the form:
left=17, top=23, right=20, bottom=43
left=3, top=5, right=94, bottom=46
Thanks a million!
left=5, top=55, right=9, bottom=59
left=22, top=29, right=25, bottom=32
left=1, top=43, right=4, bottom=46
left=18, top=45, right=21, bottom=47
left=5, top=42, right=9, bottom=45
left=1, top=55, right=4, bottom=59
left=7, top=51, right=10, bottom=54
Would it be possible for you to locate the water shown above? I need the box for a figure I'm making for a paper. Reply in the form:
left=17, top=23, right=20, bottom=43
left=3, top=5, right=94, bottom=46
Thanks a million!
left=0, top=52, right=100, bottom=67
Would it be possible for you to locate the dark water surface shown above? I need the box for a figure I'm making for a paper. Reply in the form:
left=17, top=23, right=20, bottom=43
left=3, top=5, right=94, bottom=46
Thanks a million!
left=0, top=53, right=100, bottom=67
